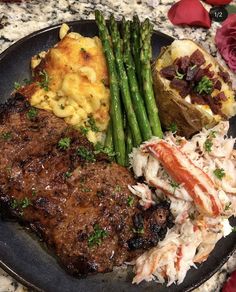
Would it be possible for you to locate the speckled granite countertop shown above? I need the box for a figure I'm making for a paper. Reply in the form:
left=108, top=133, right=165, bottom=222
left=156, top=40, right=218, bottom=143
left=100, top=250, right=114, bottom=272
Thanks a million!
left=0, top=0, right=235, bottom=291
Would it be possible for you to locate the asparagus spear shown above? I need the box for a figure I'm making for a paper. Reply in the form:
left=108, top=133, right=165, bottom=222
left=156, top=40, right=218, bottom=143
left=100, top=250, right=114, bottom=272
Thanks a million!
left=104, top=120, right=113, bottom=150
left=123, top=20, right=152, bottom=141
left=140, top=19, right=163, bottom=138
left=95, top=10, right=126, bottom=165
left=140, top=19, right=150, bottom=43
left=131, top=15, right=142, bottom=88
left=109, top=15, right=142, bottom=147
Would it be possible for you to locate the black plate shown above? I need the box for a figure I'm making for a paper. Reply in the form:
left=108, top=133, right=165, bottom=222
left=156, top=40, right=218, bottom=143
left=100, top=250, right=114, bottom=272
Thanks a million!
left=0, top=20, right=235, bottom=292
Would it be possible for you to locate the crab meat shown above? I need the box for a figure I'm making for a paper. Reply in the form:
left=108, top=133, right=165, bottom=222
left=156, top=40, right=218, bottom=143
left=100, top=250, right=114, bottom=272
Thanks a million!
left=130, top=148, right=148, bottom=177
left=133, top=235, right=179, bottom=285
left=144, top=140, right=223, bottom=217
left=133, top=221, right=202, bottom=285
left=128, top=183, right=155, bottom=210
left=131, top=122, right=235, bottom=286
left=193, top=217, right=227, bottom=264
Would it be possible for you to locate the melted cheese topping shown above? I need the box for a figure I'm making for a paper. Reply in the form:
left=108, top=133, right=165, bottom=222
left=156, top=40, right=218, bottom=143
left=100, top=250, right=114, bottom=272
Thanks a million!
left=30, top=30, right=110, bottom=143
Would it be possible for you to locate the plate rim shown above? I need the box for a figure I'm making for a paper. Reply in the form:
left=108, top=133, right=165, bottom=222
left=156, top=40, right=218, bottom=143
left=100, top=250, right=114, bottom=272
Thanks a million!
left=0, top=19, right=235, bottom=292
left=1, top=243, right=235, bottom=292
left=0, top=259, right=42, bottom=292
left=0, top=19, right=174, bottom=61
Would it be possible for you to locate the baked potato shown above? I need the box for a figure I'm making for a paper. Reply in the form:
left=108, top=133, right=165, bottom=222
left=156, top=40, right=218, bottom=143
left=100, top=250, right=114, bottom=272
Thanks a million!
left=153, top=39, right=236, bottom=137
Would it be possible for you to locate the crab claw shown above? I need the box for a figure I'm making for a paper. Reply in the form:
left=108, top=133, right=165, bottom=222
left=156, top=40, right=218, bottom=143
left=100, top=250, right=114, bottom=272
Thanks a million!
left=145, top=140, right=223, bottom=217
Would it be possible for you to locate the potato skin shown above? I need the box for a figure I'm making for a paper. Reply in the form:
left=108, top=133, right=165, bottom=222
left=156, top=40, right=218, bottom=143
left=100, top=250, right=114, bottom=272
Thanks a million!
left=153, top=84, right=217, bottom=138
left=153, top=59, right=217, bottom=138
left=152, top=41, right=234, bottom=138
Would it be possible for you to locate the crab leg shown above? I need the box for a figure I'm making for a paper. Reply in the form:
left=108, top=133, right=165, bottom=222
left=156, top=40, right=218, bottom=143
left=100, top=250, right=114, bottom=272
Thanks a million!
left=144, top=140, right=222, bottom=217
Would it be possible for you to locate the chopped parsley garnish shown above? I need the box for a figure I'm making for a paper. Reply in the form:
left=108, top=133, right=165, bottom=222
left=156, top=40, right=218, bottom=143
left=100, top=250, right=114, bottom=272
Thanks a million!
left=209, top=130, right=217, bottom=138
left=224, top=202, right=232, bottom=211
left=167, top=122, right=178, bottom=133
left=81, top=187, right=92, bottom=193
left=77, top=146, right=96, bottom=162
left=60, top=104, right=65, bottom=110
left=80, top=48, right=86, bottom=53
left=88, top=224, right=108, bottom=247
left=87, top=116, right=99, bottom=133
left=38, top=70, right=50, bottom=91
left=175, top=70, right=185, bottom=80
left=64, top=171, right=72, bottom=179
left=94, top=142, right=104, bottom=152
left=204, top=138, right=213, bottom=153
left=23, top=78, right=31, bottom=85
left=58, top=137, right=71, bottom=150
left=213, top=168, right=225, bottom=180
left=232, top=226, right=236, bottom=232
left=14, top=82, right=21, bottom=90
left=13, top=79, right=31, bottom=90
left=195, top=76, right=213, bottom=95
left=21, top=197, right=31, bottom=208
left=127, top=196, right=134, bottom=207
left=11, top=199, right=18, bottom=209
left=169, top=180, right=180, bottom=195
left=170, top=180, right=180, bottom=189
left=114, top=185, right=121, bottom=192
left=1, top=132, right=12, bottom=141
left=79, top=117, right=100, bottom=137
left=79, top=126, right=89, bottom=136
left=94, top=142, right=116, bottom=159
left=204, top=131, right=217, bottom=153
left=133, top=227, right=144, bottom=234
left=11, top=197, right=31, bottom=210
left=27, top=107, right=38, bottom=120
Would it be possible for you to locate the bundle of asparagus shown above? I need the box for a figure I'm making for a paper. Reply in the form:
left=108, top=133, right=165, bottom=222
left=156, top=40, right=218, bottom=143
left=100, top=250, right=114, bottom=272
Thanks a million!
left=95, top=10, right=162, bottom=166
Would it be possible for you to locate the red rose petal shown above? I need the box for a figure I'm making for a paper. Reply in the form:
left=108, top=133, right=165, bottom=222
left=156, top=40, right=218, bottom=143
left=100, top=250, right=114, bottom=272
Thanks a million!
left=228, top=49, right=236, bottom=71
left=221, top=46, right=231, bottom=61
left=221, top=14, right=236, bottom=27
left=215, top=13, right=236, bottom=72
left=216, top=15, right=236, bottom=50
left=222, top=270, right=236, bottom=292
left=204, top=0, right=232, bottom=5
left=168, top=0, right=211, bottom=28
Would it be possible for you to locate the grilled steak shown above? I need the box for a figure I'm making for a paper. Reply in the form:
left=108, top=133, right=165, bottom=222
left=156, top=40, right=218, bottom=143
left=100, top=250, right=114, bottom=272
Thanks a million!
left=0, top=95, right=174, bottom=275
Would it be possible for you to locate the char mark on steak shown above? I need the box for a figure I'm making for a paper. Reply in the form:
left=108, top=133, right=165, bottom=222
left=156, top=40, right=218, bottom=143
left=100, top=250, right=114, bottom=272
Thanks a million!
left=0, top=95, right=173, bottom=276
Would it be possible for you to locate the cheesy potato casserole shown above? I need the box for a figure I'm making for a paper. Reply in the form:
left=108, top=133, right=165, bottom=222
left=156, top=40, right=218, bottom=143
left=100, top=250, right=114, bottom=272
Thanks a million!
left=25, top=24, right=110, bottom=143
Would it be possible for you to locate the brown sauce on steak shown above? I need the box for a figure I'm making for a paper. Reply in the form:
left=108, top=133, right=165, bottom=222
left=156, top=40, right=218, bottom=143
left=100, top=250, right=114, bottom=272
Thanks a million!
left=0, top=95, right=173, bottom=276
